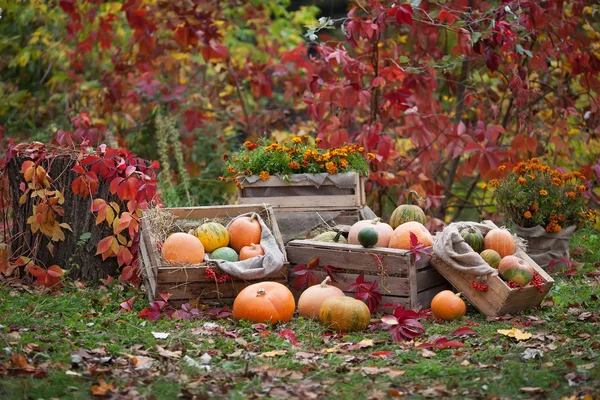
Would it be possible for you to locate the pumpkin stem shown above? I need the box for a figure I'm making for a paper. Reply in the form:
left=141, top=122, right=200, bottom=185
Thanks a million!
left=250, top=213, right=258, bottom=222
left=371, top=217, right=381, bottom=224
left=320, top=276, right=331, bottom=287
left=407, top=190, right=422, bottom=205
left=334, top=231, right=343, bottom=242
left=256, top=288, right=266, bottom=297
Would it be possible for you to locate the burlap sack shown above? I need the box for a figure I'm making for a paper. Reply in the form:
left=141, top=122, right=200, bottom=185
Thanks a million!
left=513, top=225, right=576, bottom=270
left=206, top=212, right=285, bottom=280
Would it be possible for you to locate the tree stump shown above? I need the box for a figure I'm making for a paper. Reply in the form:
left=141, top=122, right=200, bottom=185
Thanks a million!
left=7, top=156, right=119, bottom=281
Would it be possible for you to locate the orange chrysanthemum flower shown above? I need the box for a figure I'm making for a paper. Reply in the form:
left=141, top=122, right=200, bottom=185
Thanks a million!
left=518, top=177, right=527, bottom=185
left=260, top=171, right=270, bottom=181
left=524, top=211, right=532, bottom=219
left=539, top=189, right=548, bottom=196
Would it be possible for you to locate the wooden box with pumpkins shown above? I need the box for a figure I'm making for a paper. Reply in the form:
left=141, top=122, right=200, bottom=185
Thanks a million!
left=285, top=191, right=450, bottom=311
left=139, top=204, right=289, bottom=305
left=430, top=220, right=554, bottom=317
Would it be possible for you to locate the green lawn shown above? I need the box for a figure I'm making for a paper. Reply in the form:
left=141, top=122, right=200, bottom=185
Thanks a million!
left=1, top=228, right=599, bottom=399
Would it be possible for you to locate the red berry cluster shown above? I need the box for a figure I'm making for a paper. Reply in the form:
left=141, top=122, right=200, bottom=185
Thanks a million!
left=506, top=273, right=545, bottom=293
left=204, top=267, right=231, bottom=284
left=471, top=281, right=489, bottom=291
left=506, top=280, right=524, bottom=290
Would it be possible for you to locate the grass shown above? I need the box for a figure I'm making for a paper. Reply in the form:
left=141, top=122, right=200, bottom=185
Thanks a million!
left=1, top=228, right=599, bottom=399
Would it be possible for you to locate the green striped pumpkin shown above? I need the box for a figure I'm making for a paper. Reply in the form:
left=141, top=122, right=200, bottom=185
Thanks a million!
left=209, top=246, right=239, bottom=262
left=389, top=190, right=426, bottom=229
left=480, top=249, right=501, bottom=269
left=460, top=227, right=484, bottom=253
left=195, top=222, right=230, bottom=253
left=319, top=297, right=371, bottom=332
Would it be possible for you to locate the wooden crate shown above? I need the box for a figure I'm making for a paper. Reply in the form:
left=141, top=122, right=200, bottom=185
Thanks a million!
left=285, top=240, right=450, bottom=311
left=237, top=172, right=366, bottom=211
left=429, top=220, right=555, bottom=317
left=139, top=204, right=289, bottom=305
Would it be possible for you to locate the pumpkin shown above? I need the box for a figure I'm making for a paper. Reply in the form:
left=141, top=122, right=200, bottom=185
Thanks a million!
left=240, top=243, right=264, bottom=260
left=357, top=227, right=379, bottom=248
left=484, top=228, right=516, bottom=258
left=162, top=232, right=205, bottom=265
left=498, top=255, right=534, bottom=285
left=319, top=296, right=371, bottom=332
left=388, top=221, right=433, bottom=250
left=312, top=231, right=347, bottom=244
left=228, top=213, right=262, bottom=253
left=460, top=227, right=485, bottom=253
left=348, top=218, right=393, bottom=248
left=232, top=282, right=295, bottom=324
left=297, top=276, right=345, bottom=319
left=210, top=246, right=239, bottom=262
left=194, top=222, right=230, bottom=253
left=389, top=190, right=427, bottom=229
left=480, top=249, right=501, bottom=269
left=430, top=290, right=466, bottom=321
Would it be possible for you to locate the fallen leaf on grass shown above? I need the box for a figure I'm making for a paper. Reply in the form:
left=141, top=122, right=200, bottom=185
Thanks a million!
left=520, top=387, right=545, bottom=394
left=122, top=353, right=154, bottom=370
left=420, top=349, right=436, bottom=358
left=227, top=349, right=243, bottom=358
left=10, top=353, right=36, bottom=373
left=497, top=328, right=532, bottom=341
left=259, top=350, right=287, bottom=358
left=578, top=312, right=592, bottom=321
left=91, top=378, right=116, bottom=396
left=156, top=345, right=182, bottom=359
left=522, top=348, right=544, bottom=360
left=151, top=332, right=169, bottom=339
left=371, top=350, right=394, bottom=358
left=451, top=326, right=477, bottom=336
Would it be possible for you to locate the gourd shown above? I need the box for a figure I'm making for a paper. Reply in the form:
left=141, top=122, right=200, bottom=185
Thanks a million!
left=347, top=218, right=393, bottom=248
left=430, top=290, right=466, bottom=321
left=484, top=228, right=516, bottom=258
left=312, top=231, right=347, bottom=244
left=480, top=249, right=501, bottom=269
left=319, top=296, right=371, bottom=332
left=193, top=222, right=230, bottom=253
left=297, top=277, right=345, bottom=319
left=162, top=232, right=205, bottom=265
left=389, top=190, right=427, bottom=229
left=209, top=246, right=239, bottom=262
left=498, top=255, right=534, bottom=285
left=388, top=221, right=433, bottom=250
left=239, top=243, right=264, bottom=260
left=228, top=213, right=262, bottom=253
left=460, top=227, right=485, bottom=253
left=232, top=282, right=295, bottom=324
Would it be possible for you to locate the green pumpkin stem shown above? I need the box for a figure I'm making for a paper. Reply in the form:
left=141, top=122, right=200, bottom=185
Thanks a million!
left=320, top=276, right=331, bottom=288
left=249, top=213, right=258, bottom=222
left=407, top=190, right=422, bottom=205
left=334, top=231, right=343, bottom=242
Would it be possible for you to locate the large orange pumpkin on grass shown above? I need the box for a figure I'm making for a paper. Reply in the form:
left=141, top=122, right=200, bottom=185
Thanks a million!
left=162, top=232, right=205, bottom=265
left=388, top=221, right=433, bottom=250
left=484, top=228, right=516, bottom=258
left=228, top=213, right=262, bottom=252
left=347, top=218, right=394, bottom=248
left=430, top=290, right=466, bottom=321
left=297, top=277, right=345, bottom=319
left=232, top=281, right=295, bottom=324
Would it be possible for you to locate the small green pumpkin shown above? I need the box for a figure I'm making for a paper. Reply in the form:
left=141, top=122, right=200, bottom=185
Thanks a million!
left=460, top=227, right=485, bottom=253
left=209, top=246, right=239, bottom=262
left=389, top=190, right=426, bottom=229
left=480, top=249, right=501, bottom=269
left=312, top=231, right=347, bottom=244
left=357, top=227, right=379, bottom=248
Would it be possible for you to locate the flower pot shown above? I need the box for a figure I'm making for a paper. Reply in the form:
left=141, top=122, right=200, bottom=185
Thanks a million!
left=513, top=225, right=577, bottom=271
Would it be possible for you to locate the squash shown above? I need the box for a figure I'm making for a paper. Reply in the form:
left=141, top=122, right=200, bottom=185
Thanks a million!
left=228, top=213, right=262, bottom=253
left=348, top=218, right=393, bottom=248
left=232, top=282, right=295, bottom=324
left=193, top=222, right=229, bottom=253
left=389, top=190, right=426, bottom=229
left=430, top=290, right=466, bottom=321
left=498, top=255, right=534, bottom=285
left=312, top=231, right=347, bottom=244
left=480, top=249, right=501, bottom=269
left=460, top=227, right=484, bottom=253
left=388, top=221, right=433, bottom=250
left=319, top=296, right=371, bottom=332
left=162, top=232, right=205, bottom=265
left=358, top=227, right=379, bottom=248
left=297, top=276, right=345, bottom=319
left=484, top=228, right=516, bottom=258
left=209, top=246, right=239, bottom=262
left=239, top=243, right=264, bottom=260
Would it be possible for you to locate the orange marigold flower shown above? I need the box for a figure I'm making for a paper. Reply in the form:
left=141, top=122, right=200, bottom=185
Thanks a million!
left=259, top=171, right=270, bottom=181
left=235, top=182, right=243, bottom=189
left=579, top=185, right=586, bottom=192
left=558, top=214, right=565, bottom=222
left=325, top=161, right=337, bottom=174
left=291, top=137, right=302, bottom=144
left=524, top=211, right=532, bottom=219
left=367, top=153, right=376, bottom=160
left=498, top=165, right=506, bottom=172
left=358, top=147, right=365, bottom=153
left=529, top=173, right=536, bottom=180
left=518, top=177, right=527, bottom=185
left=482, top=184, right=488, bottom=191
left=530, top=203, right=539, bottom=212
left=223, top=153, right=229, bottom=161
left=227, top=166, right=236, bottom=173
left=245, top=169, right=251, bottom=175
left=530, top=158, right=540, bottom=164
left=539, top=189, right=548, bottom=196
left=489, top=179, right=500, bottom=187
left=244, top=141, right=257, bottom=151
left=315, top=137, right=322, bottom=144
left=552, top=177, right=562, bottom=186
left=567, top=191, right=576, bottom=199
left=289, top=161, right=300, bottom=170
left=340, top=158, right=348, bottom=168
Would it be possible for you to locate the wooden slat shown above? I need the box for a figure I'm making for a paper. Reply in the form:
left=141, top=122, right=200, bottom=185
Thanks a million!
left=295, top=269, right=410, bottom=295
left=416, top=267, right=449, bottom=292
left=164, top=204, right=271, bottom=220
left=158, top=277, right=288, bottom=300
left=157, top=264, right=289, bottom=284
left=288, top=239, right=412, bottom=256
left=243, top=186, right=356, bottom=197
left=239, top=195, right=361, bottom=209
left=416, top=283, right=451, bottom=309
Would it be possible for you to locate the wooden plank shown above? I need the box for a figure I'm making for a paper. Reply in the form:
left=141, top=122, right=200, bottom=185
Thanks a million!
left=159, top=277, right=288, bottom=300
left=164, top=204, right=269, bottom=220
left=408, top=262, right=418, bottom=308
left=288, top=239, right=411, bottom=256
left=238, top=195, right=361, bottom=209
left=157, top=264, right=289, bottom=284
left=243, top=186, right=356, bottom=197
left=416, top=283, right=450, bottom=309
left=295, top=269, right=410, bottom=295
left=416, top=267, right=449, bottom=291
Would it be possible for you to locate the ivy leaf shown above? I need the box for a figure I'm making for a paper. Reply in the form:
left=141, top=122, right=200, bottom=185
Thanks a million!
left=278, top=329, right=300, bottom=346
left=324, top=264, right=342, bottom=282
left=207, top=305, right=233, bottom=320
left=409, top=232, right=432, bottom=262
left=381, top=305, right=425, bottom=342
left=417, top=337, right=465, bottom=349
left=291, top=257, right=320, bottom=291
left=120, top=296, right=136, bottom=312
left=395, top=4, right=414, bottom=26
left=349, top=274, right=381, bottom=313
left=452, top=326, right=477, bottom=336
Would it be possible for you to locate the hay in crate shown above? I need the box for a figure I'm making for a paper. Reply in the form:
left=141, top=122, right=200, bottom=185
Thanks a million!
left=139, top=205, right=288, bottom=305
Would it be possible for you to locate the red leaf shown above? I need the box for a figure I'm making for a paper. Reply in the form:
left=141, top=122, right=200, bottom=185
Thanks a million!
left=371, top=350, right=394, bottom=358
left=395, top=4, right=414, bottom=26
left=434, top=338, right=466, bottom=349
left=452, top=326, right=477, bottom=336
left=96, top=236, right=114, bottom=256
left=409, top=232, right=432, bottom=262
left=349, top=275, right=382, bottom=313
left=120, top=296, right=135, bottom=312
left=184, top=109, right=207, bottom=133
left=46, top=265, right=65, bottom=278
left=382, top=305, right=425, bottom=342
left=291, top=257, right=321, bottom=291
left=278, top=329, right=300, bottom=346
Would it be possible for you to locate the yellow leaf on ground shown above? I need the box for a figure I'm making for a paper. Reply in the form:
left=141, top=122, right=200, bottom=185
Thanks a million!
left=91, top=378, right=116, bottom=396
left=259, top=350, right=287, bottom=358
left=497, top=328, right=532, bottom=341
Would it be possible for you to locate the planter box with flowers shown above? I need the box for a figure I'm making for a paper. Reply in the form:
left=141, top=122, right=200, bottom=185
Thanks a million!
left=139, top=204, right=289, bottom=305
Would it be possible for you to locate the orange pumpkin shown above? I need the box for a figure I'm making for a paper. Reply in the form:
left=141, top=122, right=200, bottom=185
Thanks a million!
left=319, top=296, right=371, bottom=332
left=239, top=243, right=264, bottom=260
left=297, top=276, right=345, bottom=319
left=162, top=232, right=205, bottom=265
left=388, top=221, right=433, bottom=250
left=228, top=213, right=262, bottom=253
left=484, top=228, right=516, bottom=258
left=430, top=290, right=466, bottom=321
left=347, top=218, right=394, bottom=248
left=232, top=281, right=295, bottom=324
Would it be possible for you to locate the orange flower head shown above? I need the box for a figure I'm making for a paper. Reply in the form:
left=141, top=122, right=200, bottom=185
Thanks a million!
left=567, top=191, right=576, bottom=199
left=539, top=189, right=548, bottom=196
left=292, top=137, right=302, bottom=144
left=223, top=153, right=229, bottom=161
left=260, top=171, right=270, bottom=181
left=489, top=179, right=500, bottom=187
left=325, top=161, right=337, bottom=174
left=244, top=141, right=257, bottom=151
left=482, top=184, right=488, bottom=191
left=524, top=211, right=532, bottom=219
left=315, top=137, right=322, bottom=144
left=518, top=177, right=527, bottom=185
left=579, top=185, right=586, bottom=192
left=289, top=161, right=300, bottom=170
left=367, top=153, right=376, bottom=160
left=498, top=165, right=506, bottom=172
